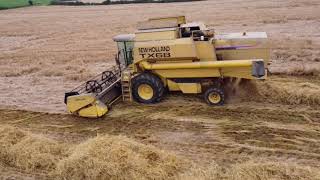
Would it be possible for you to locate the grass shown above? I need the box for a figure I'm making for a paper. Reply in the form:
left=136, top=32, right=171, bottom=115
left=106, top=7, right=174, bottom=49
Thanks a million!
left=0, top=0, right=52, bottom=10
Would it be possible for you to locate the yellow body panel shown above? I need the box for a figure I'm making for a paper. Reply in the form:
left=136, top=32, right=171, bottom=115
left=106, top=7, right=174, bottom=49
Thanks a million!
left=194, top=41, right=216, bottom=61
left=134, top=38, right=197, bottom=62
left=139, top=59, right=264, bottom=80
left=154, top=69, right=221, bottom=78
left=167, top=80, right=201, bottom=93
left=167, top=80, right=180, bottom=91
left=177, top=83, right=201, bottom=93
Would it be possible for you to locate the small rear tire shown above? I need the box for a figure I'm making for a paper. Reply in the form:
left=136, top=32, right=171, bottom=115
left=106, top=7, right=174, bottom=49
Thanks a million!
left=204, top=87, right=225, bottom=106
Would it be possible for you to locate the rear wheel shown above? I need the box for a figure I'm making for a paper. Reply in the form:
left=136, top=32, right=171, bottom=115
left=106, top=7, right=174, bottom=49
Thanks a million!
left=132, top=73, right=164, bottom=103
left=204, top=87, right=225, bottom=106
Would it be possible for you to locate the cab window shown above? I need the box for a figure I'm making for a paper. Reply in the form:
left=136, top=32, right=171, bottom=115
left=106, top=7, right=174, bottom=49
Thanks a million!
left=117, top=41, right=133, bottom=67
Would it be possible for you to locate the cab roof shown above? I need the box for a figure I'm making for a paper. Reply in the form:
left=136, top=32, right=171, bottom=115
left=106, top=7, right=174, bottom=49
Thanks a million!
left=113, top=34, right=135, bottom=42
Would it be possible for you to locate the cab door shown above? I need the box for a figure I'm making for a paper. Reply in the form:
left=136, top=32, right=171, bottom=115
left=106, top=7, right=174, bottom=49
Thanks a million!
left=117, top=41, right=134, bottom=67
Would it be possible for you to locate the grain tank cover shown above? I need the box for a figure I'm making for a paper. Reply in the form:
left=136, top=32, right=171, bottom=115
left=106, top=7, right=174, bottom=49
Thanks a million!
left=135, top=28, right=178, bottom=41
left=137, top=16, right=186, bottom=30
left=135, top=16, right=187, bottom=41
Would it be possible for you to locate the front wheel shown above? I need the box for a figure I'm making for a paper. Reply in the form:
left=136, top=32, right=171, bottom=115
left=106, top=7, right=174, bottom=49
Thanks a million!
left=131, top=73, right=164, bottom=104
left=204, top=87, right=225, bottom=106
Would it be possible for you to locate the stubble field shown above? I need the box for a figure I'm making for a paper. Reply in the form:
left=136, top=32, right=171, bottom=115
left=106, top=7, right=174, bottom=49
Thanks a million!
left=0, top=0, right=320, bottom=179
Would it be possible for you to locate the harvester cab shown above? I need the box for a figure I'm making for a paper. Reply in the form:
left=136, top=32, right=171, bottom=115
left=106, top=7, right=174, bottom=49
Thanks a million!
left=114, top=34, right=135, bottom=69
left=65, top=16, right=269, bottom=118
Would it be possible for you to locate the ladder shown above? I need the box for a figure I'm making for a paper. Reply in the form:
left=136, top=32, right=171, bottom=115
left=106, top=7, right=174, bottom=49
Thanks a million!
left=121, top=70, right=132, bottom=102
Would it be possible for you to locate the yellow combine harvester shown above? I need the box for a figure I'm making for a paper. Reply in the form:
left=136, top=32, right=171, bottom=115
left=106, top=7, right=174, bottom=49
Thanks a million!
left=64, top=16, right=269, bottom=118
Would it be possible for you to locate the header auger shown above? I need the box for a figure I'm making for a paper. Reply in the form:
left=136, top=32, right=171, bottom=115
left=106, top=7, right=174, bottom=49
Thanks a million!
left=64, top=16, right=269, bottom=118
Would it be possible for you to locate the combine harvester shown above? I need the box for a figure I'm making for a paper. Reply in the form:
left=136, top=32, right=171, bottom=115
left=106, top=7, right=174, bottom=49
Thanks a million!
left=65, top=16, right=269, bottom=118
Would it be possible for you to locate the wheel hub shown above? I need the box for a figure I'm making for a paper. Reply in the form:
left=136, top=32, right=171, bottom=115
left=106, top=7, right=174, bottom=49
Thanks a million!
left=137, top=84, right=154, bottom=100
left=208, top=92, right=221, bottom=104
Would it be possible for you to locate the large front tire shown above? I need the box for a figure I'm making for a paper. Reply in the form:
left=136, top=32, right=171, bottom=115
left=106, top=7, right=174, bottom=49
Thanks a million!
left=132, top=73, right=164, bottom=104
